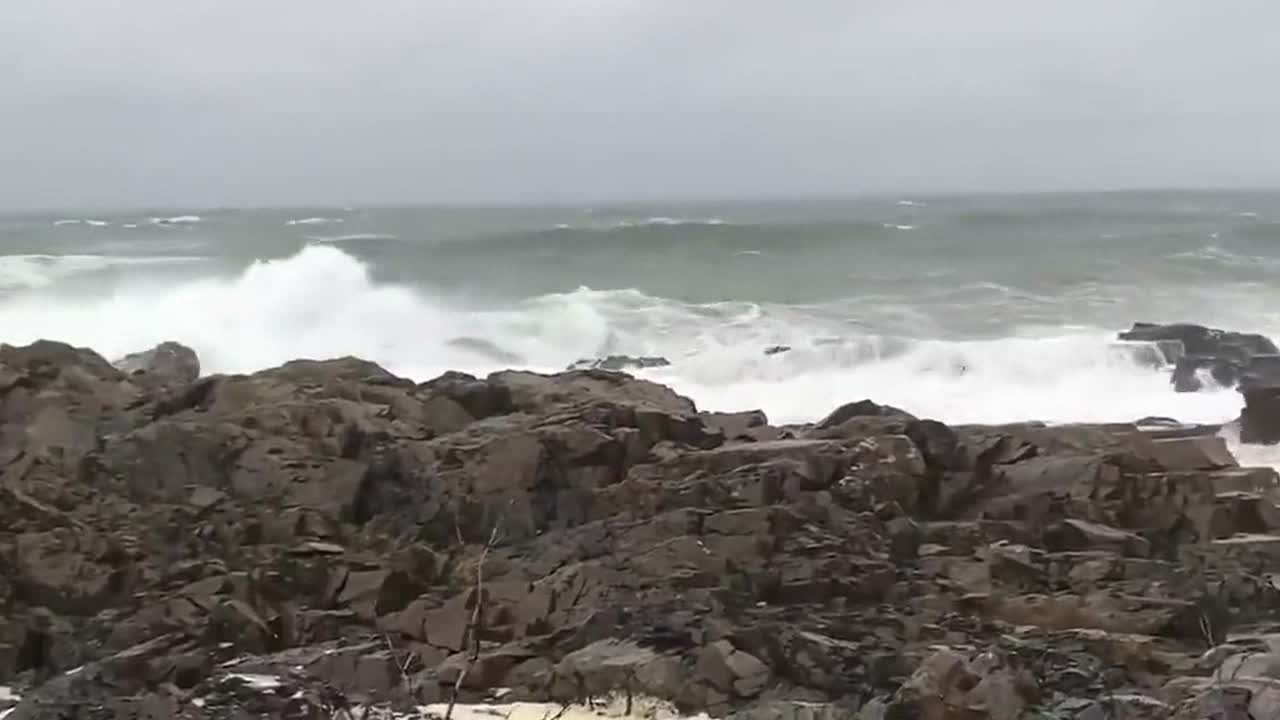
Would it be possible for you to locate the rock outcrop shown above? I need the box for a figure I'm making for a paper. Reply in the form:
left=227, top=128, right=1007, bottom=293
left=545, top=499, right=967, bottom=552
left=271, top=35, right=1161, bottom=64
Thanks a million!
left=3, top=338, right=1280, bottom=718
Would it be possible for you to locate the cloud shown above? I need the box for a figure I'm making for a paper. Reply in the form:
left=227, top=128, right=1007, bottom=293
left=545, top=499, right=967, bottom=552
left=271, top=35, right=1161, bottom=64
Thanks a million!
left=3, top=0, right=1279, bottom=210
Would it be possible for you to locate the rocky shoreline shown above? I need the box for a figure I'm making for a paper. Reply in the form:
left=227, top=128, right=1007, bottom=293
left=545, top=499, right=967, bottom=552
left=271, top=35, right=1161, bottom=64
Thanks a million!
left=2, top=324, right=1280, bottom=719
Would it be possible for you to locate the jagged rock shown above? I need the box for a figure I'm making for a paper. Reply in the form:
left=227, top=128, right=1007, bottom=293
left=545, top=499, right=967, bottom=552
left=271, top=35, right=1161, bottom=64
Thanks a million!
left=1118, top=322, right=1278, bottom=393
left=9, top=337, right=1280, bottom=719
left=112, top=341, right=200, bottom=390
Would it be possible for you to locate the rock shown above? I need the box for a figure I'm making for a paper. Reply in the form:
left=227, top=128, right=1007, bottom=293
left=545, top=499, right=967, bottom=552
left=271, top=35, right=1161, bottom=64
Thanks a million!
left=701, top=410, right=780, bottom=443
left=1075, top=694, right=1172, bottom=720
left=1045, top=518, right=1151, bottom=557
left=551, top=639, right=683, bottom=703
left=695, top=640, right=771, bottom=698
left=566, top=355, right=672, bottom=372
left=112, top=341, right=200, bottom=390
left=885, top=647, right=1034, bottom=720
left=11, top=336, right=1280, bottom=718
left=763, top=345, right=792, bottom=356
left=1240, top=385, right=1280, bottom=444
left=1118, top=323, right=1277, bottom=393
left=1133, top=434, right=1237, bottom=470
left=1118, top=322, right=1277, bottom=359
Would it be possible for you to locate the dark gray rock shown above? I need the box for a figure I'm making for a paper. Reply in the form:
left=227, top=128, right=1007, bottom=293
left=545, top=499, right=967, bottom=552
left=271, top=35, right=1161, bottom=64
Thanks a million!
left=567, top=355, right=672, bottom=372
left=112, top=341, right=200, bottom=390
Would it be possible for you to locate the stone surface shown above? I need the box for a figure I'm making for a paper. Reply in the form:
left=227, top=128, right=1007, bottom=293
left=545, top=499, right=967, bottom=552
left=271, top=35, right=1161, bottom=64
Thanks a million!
left=4, top=335, right=1280, bottom=718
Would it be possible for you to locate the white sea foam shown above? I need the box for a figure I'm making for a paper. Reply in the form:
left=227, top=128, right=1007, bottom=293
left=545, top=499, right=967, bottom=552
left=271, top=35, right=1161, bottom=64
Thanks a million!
left=615, top=217, right=728, bottom=228
left=0, top=245, right=1254, bottom=434
left=150, top=215, right=202, bottom=225
left=0, top=254, right=207, bottom=291
left=286, top=217, right=344, bottom=226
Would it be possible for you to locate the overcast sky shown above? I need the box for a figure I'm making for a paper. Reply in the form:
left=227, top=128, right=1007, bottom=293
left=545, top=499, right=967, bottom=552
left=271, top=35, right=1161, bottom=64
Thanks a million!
left=3, top=1, right=1278, bottom=210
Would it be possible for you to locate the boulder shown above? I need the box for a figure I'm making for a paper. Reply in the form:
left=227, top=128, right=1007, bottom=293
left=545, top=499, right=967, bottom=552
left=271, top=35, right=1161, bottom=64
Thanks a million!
left=112, top=341, right=200, bottom=390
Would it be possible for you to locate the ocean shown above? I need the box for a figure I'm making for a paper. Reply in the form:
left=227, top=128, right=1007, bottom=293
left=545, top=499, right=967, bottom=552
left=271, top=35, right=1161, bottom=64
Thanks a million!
left=3, top=191, right=1279, bottom=430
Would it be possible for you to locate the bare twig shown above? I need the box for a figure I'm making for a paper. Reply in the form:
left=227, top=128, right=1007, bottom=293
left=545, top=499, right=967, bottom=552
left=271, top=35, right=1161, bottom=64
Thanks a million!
left=539, top=703, right=572, bottom=720
left=384, top=631, right=418, bottom=697
left=444, top=523, right=503, bottom=720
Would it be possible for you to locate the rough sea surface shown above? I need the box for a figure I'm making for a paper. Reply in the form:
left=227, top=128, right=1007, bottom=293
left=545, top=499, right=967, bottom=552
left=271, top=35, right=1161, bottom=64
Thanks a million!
left=4, top=190, right=1280, bottom=427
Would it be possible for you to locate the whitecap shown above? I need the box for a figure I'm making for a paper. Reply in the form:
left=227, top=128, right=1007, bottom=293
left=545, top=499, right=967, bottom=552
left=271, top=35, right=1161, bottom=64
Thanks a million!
left=614, top=217, right=729, bottom=228
left=0, top=254, right=207, bottom=291
left=150, top=215, right=202, bottom=225
left=285, top=217, right=344, bottom=226
left=0, top=244, right=1255, bottom=435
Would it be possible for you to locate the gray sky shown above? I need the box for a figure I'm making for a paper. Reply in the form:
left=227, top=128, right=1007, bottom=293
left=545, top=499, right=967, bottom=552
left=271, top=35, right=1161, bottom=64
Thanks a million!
left=3, top=1, right=1279, bottom=210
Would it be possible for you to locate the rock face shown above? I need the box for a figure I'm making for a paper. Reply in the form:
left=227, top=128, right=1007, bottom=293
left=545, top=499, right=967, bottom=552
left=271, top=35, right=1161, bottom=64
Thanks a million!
left=1118, top=322, right=1278, bottom=392
left=1116, top=322, right=1280, bottom=446
left=4, top=338, right=1280, bottom=718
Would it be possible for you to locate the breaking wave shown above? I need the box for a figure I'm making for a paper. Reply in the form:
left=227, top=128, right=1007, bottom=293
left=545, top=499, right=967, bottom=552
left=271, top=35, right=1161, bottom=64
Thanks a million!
left=0, top=245, right=1247, bottom=427
left=150, top=215, right=202, bottom=225
left=0, top=254, right=208, bottom=291
left=286, top=217, right=344, bottom=226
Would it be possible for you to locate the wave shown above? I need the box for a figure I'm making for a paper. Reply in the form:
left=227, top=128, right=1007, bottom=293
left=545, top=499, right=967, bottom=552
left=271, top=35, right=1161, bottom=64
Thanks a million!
left=53, top=219, right=110, bottom=227
left=0, top=254, right=208, bottom=291
left=304, top=233, right=398, bottom=242
left=286, top=217, right=344, bottom=226
left=615, top=216, right=729, bottom=228
left=0, top=245, right=1249, bottom=429
left=150, top=215, right=202, bottom=225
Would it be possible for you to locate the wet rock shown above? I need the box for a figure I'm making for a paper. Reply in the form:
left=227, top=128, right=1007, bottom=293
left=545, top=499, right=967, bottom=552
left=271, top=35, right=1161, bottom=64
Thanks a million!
left=1240, top=385, right=1280, bottom=445
left=567, top=355, right=672, bottom=372
left=1120, top=323, right=1278, bottom=393
left=763, top=345, right=792, bottom=356
left=1118, top=322, right=1277, bottom=359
